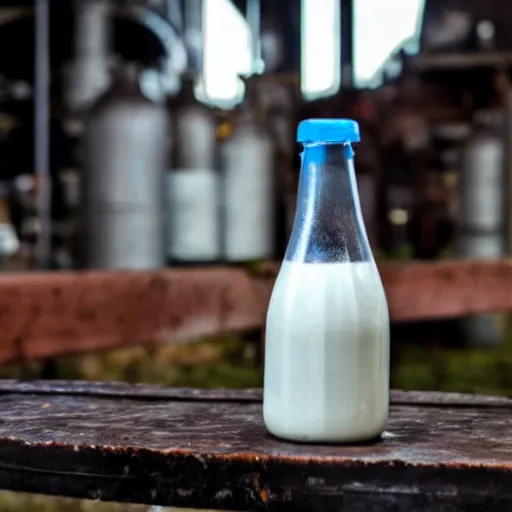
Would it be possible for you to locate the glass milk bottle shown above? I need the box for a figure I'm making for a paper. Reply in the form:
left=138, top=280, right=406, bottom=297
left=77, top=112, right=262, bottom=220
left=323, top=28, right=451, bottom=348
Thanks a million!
left=263, top=119, right=390, bottom=443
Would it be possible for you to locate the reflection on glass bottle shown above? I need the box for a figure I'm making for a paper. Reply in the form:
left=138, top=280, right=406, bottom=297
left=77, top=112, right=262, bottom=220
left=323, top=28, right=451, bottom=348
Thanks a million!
left=264, top=119, right=390, bottom=443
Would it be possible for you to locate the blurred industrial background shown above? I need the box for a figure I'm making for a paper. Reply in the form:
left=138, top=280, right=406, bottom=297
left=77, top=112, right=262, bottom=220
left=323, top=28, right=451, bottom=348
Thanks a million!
left=0, top=0, right=512, bottom=509
left=4, top=0, right=510, bottom=273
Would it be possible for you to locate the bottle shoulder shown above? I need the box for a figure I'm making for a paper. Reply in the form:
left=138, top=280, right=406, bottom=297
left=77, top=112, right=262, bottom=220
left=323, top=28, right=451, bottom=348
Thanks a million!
left=267, top=261, right=389, bottom=335
left=272, top=260, right=384, bottom=294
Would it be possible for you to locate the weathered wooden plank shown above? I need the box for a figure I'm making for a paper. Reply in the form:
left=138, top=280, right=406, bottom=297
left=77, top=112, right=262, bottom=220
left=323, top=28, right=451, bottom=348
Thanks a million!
left=0, top=384, right=510, bottom=511
left=379, top=258, right=512, bottom=322
left=0, top=259, right=511, bottom=364
left=0, top=380, right=511, bottom=409
left=0, top=266, right=271, bottom=364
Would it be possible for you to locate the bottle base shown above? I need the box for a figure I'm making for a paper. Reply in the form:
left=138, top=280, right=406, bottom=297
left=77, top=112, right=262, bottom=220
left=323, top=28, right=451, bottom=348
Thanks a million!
left=263, top=409, right=388, bottom=444
left=267, top=430, right=385, bottom=445
left=264, top=422, right=386, bottom=445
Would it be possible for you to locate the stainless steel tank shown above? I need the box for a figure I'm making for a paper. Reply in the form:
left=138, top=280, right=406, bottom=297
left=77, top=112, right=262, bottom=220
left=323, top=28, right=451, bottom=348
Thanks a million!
left=167, top=75, right=220, bottom=263
left=65, top=0, right=112, bottom=113
left=459, top=109, right=507, bottom=232
left=221, top=75, right=275, bottom=261
left=458, top=109, right=508, bottom=346
left=82, top=62, right=170, bottom=269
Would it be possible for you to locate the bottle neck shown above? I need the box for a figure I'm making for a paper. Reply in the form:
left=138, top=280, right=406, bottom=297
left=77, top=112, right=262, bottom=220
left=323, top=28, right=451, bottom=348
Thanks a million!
left=285, top=143, right=372, bottom=263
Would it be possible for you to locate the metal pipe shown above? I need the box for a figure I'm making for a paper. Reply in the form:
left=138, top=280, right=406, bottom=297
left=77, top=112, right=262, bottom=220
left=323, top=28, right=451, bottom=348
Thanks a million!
left=34, top=0, right=51, bottom=269
left=66, top=0, right=111, bottom=112
left=341, top=0, right=353, bottom=88
left=246, top=0, right=262, bottom=74
left=183, top=0, right=203, bottom=74
left=75, top=0, right=109, bottom=58
left=167, top=0, right=183, bottom=33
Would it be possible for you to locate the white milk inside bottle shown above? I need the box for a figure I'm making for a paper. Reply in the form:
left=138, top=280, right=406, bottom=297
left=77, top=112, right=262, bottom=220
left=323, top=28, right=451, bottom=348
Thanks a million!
left=263, top=119, right=390, bottom=443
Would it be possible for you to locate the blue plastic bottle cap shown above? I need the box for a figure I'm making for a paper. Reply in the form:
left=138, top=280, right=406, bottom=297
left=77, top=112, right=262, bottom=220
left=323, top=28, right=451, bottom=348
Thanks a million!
left=297, top=118, right=360, bottom=144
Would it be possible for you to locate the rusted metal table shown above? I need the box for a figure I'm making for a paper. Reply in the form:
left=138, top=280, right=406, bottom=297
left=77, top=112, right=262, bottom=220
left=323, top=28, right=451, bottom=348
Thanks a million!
left=0, top=381, right=510, bottom=511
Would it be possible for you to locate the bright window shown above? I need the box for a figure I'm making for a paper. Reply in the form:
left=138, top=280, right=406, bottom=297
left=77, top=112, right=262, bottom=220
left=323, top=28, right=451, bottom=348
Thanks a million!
left=353, top=0, right=425, bottom=88
left=196, top=0, right=252, bottom=107
left=300, top=0, right=341, bottom=101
